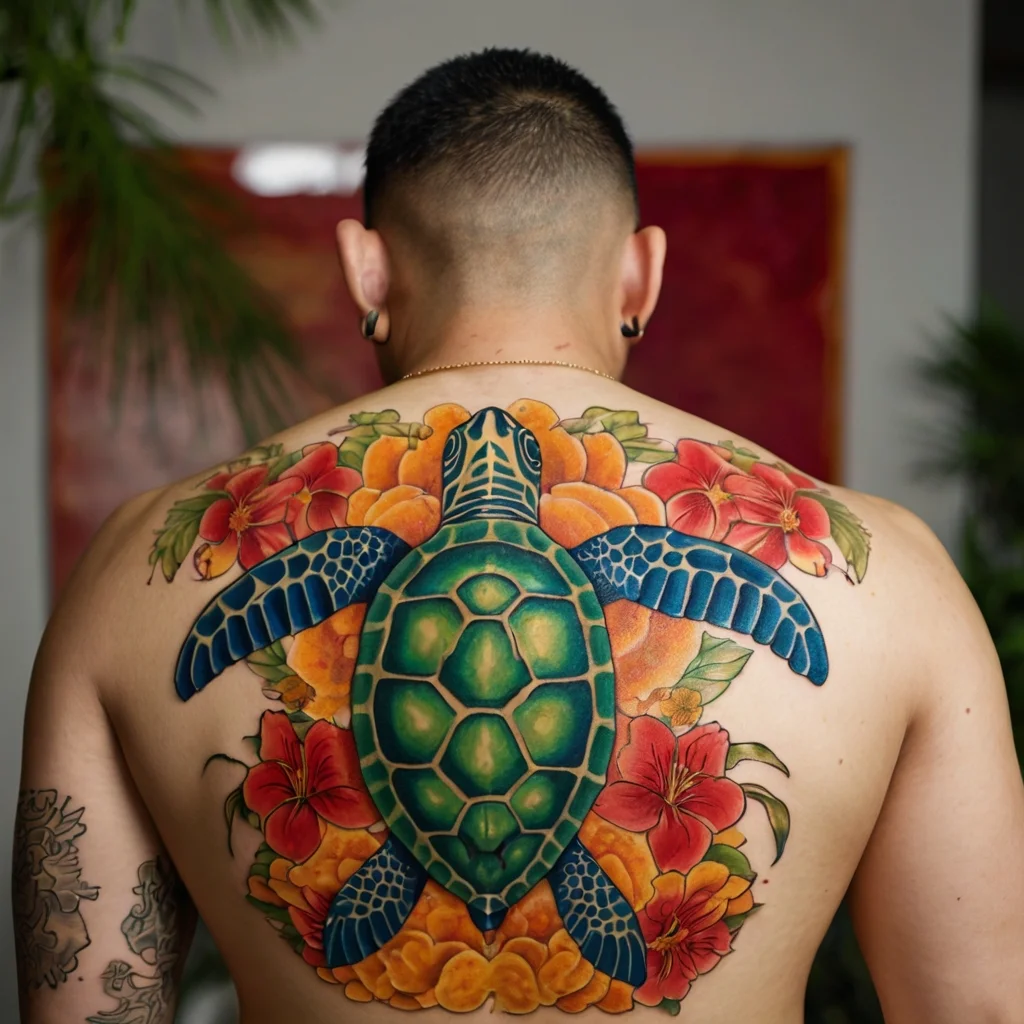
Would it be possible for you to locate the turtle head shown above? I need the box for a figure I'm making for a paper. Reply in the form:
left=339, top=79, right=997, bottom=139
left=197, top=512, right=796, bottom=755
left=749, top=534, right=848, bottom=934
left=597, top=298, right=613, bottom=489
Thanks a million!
left=441, top=408, right=542, bottom=524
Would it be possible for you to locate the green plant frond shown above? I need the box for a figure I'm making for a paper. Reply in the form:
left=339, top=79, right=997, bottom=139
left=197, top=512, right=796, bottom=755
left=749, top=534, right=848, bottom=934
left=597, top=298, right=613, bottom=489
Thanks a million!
left=34, top=70, right=299, bottom=439
left=920, top=309, right=1024, bottom=767
left=191, top=0, right=322, bottom=44
left=0, top=80, right=37, bottom=213
left=102, top=56, right=210, bottom=116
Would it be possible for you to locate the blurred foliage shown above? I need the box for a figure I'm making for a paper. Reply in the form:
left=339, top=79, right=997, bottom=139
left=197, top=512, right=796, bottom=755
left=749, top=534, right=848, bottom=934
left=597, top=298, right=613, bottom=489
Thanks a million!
left=805, top=904, right=883, bottom=1023
left=918, top=309, right=1024, bottom=754
left=0, top=0, right=324, bottom=438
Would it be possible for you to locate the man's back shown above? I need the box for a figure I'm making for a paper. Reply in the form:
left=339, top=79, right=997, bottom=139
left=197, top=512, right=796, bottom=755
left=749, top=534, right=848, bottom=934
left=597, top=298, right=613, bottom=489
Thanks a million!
left=16, top=371, right=1024, bottom=1022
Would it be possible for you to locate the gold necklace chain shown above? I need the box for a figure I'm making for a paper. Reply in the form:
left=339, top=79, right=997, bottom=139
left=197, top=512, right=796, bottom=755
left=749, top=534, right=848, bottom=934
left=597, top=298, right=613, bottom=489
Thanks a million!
left=400, top=359, right=617, bottom=381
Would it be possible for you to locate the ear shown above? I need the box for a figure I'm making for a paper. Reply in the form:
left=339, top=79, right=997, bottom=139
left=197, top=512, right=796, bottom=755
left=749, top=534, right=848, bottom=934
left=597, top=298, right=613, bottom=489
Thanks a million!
left=618, top=225, right=666, bottom=335
left=335, top=218, right=392, bottom=335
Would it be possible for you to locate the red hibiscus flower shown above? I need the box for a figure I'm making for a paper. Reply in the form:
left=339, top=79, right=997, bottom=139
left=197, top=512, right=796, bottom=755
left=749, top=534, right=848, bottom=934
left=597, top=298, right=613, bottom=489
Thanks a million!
left=288, top=885, right=333, bottom=967
left=593, top=716, right=744, bottom=874
left=643, top=440, right=741, bottom=541
left=280, top=442, right=362, bottom=540
left=243, top=711, right=379, bottom=863
left=198, top=465, right=301, bottom=570
left=635, top=864, right=749, bottom=1006
left=724, top=462, right=833, bottom=576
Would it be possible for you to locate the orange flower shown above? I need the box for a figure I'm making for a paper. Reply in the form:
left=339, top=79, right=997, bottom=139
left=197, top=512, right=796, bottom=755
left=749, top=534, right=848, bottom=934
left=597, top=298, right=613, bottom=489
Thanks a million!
left=286, top=824, right=382, bottom=897
left=346, top=404, right=471, bottom=547
left=432, top=927, right=605, bottom=1013
left=346, top=484, right=440, bottom=547
left=286, top=604, right=366, bottom=721
left=634, top=863, right=753, bottom=1006
left=500, top=398, right=665, bottom=548
left=659, top=686, right=702, bottom=728
left=576, top=815, right=660, bottom=911
left=506, top=399, right=586, bottom=493
left=604, top=603, right=704, bottom=714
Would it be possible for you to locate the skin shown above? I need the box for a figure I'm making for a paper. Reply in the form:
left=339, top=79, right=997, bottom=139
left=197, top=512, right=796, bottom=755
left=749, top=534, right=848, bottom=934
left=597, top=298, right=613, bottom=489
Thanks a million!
left=14, top=187, right=1024, bottom=1023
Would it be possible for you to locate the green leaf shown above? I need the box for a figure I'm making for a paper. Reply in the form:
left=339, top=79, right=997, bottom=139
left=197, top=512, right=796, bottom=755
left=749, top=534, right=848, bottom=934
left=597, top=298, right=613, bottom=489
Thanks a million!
left=265, top=449, right=302, bottom=482
left=249, top=859, right=271, bottom=880
left=245, top=894, right=292, bottom=928
left=702, top=843, right=756, bottom=880
left=329, top=410, right=431, bottom=468
left=559, top=407, right=674, bottom=463
left=203, top=752, right=251, bottom=775
left=802, top=491, right=872, bottom=582
left=717, top=439, right=762, bottom=473
left=170, top=492, right=229, bottom=513
left=243, top=731, right=261, bottom=758
left=148, top=490, right=222, bottom=582
left=601, top=410, right=641, bottom=432
left=289, top=710, right=316, bottom=742
left=742, top=783, right=791, bottom=864
left=614, top=424, right=647, bottom=442
left=280, top=922, right=306, bottom=954
left=253, top=843, right=277, bottom=866
left=724, top=903, right=762, bottom=932
left=223, top=786, right=248, bottom=857
left=246, top=640, right=292, bottom=683
left=350, top=409, right=401, bottom=426
left=680, top=632, right=753, bottom=703
left=717, top=439, right=761, bottom=459
left=658, top=998, right=682, bottom=1016
left=624, top=444, right=676, bottom=465
left=726, top=742, right=790, bottom=776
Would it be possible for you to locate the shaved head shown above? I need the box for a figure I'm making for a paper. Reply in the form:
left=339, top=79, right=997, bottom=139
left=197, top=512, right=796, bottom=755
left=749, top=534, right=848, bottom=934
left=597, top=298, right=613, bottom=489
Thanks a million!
left=364, top=49, right=639, bottom=297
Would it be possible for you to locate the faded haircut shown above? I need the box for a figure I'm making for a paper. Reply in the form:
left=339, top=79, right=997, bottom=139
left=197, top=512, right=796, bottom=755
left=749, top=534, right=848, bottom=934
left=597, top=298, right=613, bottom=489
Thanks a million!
left=363, top=48, right=639, bottom=278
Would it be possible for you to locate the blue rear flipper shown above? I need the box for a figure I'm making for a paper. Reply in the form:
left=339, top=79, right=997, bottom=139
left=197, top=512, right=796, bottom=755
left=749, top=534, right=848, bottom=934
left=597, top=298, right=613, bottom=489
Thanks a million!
left=551, top=838, right=647, bottom=987
left=322, top=836, right=428, bottom=967
left=174, top=525, right=408, bottom=699
left=570, top=524, right=829, bottom=684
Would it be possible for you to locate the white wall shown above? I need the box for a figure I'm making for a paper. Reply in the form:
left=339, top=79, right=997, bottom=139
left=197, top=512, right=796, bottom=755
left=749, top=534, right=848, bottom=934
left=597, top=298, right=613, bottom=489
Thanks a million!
left=0, top=0, right=977, bottom=1013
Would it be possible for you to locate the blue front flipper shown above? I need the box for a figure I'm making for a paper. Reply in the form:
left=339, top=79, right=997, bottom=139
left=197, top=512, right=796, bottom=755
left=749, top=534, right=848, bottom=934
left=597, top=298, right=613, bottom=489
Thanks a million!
left=551, top=838, right=647, bottom=987
left=322, top=836, right=428, bottom=967
left=571, top=524, right=829, bottom=684
left=174, top=525, right=409, bottom=699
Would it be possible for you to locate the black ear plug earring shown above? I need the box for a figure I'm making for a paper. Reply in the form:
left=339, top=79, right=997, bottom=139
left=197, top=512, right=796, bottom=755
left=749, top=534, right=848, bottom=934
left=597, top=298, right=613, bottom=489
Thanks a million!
left=361, top=310, right=389, bottom=345
left=620, top=316, right=644, bottom=339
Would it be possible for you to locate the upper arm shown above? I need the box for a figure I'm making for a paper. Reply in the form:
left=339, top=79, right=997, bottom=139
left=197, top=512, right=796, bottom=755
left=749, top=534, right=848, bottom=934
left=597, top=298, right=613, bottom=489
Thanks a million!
left=847, top=513, right=1024, bottom=1022
left=14, top=500, right=193, bottom=1024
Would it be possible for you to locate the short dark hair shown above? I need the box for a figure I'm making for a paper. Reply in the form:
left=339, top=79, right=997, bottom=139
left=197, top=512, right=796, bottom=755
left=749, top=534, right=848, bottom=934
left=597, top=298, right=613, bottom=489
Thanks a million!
left=363, top=48, right=638, bottom=228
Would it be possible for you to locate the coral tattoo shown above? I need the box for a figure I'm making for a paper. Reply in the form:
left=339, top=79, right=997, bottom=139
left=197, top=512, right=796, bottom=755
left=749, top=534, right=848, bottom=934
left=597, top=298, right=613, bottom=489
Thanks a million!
left=157, top=401, right=871, bottom=1014
left=87, top=856, right=185, bottom=1024
left=14, top=789, right=100, bottom=992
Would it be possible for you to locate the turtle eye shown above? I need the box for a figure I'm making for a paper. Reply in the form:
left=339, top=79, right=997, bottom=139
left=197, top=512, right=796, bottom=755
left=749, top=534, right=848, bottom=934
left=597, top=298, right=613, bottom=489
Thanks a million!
left=443, top=431, right=461, bottom=466
left=519, top=431, right=541, bottom=473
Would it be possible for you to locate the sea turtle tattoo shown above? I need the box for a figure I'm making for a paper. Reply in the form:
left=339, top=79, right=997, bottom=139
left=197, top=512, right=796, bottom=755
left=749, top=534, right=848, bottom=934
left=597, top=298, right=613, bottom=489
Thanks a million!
left=174, top=408, right=828, bottom=987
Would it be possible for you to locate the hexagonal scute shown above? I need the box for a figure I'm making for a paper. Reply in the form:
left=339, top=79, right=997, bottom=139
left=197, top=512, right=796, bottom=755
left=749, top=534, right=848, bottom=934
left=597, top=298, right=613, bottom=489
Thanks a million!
left=513, top=682, right=593, bottom=767
left=440, top=714, right=528, bottom=797
left=458, top=801, right=520, bottom=853
left=510, top=770, right=578, bottom=830
left=374, top=679, right=456, bottom=764
left=439, top=620, right=531, bottom=707
left=392, top=767, right=465, bottom=833
left=382, top=598, right=463, bottom=677
left=431, top=833, right=543, bottom=896
left=508, top=598, right=588, bottom=679
left=456, top=572, right=521, bottom=616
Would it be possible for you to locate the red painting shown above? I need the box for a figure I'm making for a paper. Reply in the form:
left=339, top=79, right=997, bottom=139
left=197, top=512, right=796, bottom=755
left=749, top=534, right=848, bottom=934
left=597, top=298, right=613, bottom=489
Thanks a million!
left=46, top=147, right=846, bottom=597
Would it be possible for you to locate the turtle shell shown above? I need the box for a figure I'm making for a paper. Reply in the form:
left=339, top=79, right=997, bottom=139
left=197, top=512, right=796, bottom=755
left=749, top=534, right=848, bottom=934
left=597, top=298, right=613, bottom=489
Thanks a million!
left=351, top=518, right=616, bottom=928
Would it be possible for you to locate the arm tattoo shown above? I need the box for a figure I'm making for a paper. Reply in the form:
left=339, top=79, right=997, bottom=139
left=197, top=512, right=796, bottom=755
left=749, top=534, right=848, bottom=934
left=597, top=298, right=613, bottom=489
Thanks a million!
left=13, top=789, right=100, bottom=991
left=87, top=855, right=185, bottom=1024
